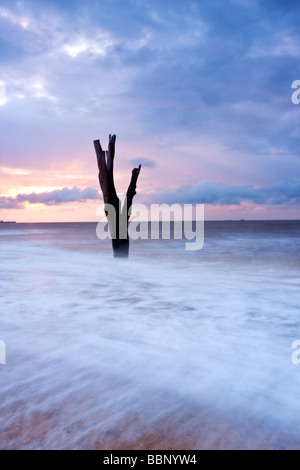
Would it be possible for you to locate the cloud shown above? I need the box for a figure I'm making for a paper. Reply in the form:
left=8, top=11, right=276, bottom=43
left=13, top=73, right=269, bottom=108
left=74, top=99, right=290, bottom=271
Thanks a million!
left=0, top=195, right=20, bottom=209
left=0, top=186, right=100, bottom=209
left=153, top=180, right=300, bottom=206
left=1, top=180, right=300, bottom=214
left=0, top=0, right=300, bottom=219
left=130, top=157, right=156, bottom=168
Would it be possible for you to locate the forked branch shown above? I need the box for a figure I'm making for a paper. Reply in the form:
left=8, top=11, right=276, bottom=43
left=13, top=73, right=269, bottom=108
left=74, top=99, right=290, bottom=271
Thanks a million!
left=94, top=134, right=141, bottom=257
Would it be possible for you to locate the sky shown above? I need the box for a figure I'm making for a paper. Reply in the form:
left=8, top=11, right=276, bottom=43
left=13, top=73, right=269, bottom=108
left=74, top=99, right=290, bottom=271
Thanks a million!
left=0, top=0, right=300, bottom=222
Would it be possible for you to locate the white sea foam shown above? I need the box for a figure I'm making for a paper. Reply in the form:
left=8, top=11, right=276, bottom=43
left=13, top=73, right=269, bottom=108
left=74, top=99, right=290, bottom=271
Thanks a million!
left=1, top=221, right=300, bottom=448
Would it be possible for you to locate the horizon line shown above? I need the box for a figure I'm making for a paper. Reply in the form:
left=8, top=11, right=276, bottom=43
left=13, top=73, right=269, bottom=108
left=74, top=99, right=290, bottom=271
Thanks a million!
left=2, top=218, right=300, bottom=224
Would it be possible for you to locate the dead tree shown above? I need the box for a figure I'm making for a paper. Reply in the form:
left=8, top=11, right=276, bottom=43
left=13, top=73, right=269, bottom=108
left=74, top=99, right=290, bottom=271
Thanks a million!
left=94, top=134, right=141, bottom=257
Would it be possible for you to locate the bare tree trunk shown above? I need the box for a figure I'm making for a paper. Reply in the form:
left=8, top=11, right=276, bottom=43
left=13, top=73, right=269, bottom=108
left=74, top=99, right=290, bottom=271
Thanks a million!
left=94, top=134, right=141, bottom=258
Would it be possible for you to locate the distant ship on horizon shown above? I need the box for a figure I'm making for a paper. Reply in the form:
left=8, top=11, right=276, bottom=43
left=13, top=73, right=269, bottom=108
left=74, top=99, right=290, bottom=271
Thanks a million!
left=0, top=220, right=16, bottom=223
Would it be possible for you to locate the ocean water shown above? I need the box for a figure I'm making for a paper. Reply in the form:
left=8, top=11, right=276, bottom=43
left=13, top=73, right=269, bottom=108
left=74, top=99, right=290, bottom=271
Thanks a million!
left=1, top=220, right=300, bottom=449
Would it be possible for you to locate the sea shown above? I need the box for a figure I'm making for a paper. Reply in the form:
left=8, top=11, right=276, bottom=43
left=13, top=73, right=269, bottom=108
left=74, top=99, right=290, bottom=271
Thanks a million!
left=1, top=220, right=300, bottom=450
